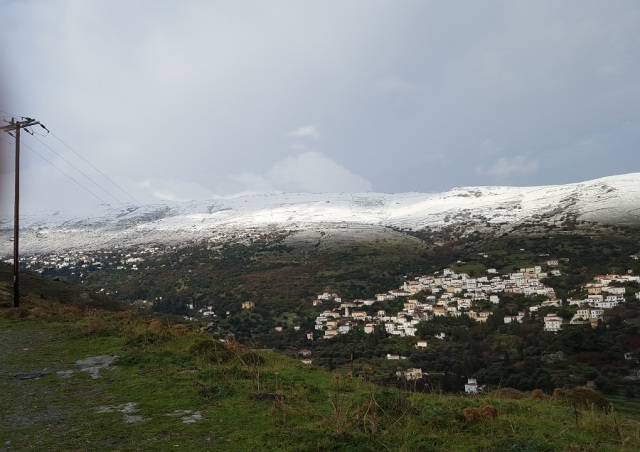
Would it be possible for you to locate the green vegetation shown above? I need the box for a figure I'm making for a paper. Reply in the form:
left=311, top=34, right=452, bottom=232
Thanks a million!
left=53, top=231, right=433, bottom=323
left=26, top=223, right=640, bottom=398
left=2, top=286, right=640, bottom=451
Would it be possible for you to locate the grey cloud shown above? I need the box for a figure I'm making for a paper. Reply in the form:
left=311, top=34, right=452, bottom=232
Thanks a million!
left=477, top=156, right=540, bottom=180
left=0, top=1, right=638, bottom=213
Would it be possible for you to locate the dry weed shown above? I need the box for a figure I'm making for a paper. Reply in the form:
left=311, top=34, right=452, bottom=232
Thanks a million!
left=463, top=407, right=483, bottom=423
left=531, top=389, right=547, bottom=400
left=488, top=387, right=525, bottom=399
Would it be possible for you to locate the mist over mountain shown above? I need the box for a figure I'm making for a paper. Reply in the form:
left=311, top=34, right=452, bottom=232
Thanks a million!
left=2, top=173, right=640, bottom=255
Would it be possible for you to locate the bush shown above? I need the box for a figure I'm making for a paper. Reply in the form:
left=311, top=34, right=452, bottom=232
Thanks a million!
left=189, top=339, right=234, bottom=364
left=0, top=307, right=30, bottom=319
left=552, top=387, right=612, bottom=413
left=240, top=351, right=265, bottom=367
left=462, top=407, right=483, bottom=423
left=198, top=382, right=235, bottom=402
left=479, top=402, right=498, bottom=418
left=170, top=323, right=192, bottom=335
left=488, top=388, right=525, bottom=400
left=374, top=389, right=418, bottom=416
left=463, top=403, right=499, bottom=423
left=531, top=389, right=547, bottom=400
left=125, top=318, right=175, bottom=346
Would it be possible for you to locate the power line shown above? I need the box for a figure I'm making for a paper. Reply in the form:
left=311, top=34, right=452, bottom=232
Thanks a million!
left=49, top=131, right=142, bottom=206
left=0, top=135, right=15, bottom=145
left=21, top=140, right=111, bottom=206
left=0, top=109, right=21, bottom=118
left=28, top=134, right=129, bottom=208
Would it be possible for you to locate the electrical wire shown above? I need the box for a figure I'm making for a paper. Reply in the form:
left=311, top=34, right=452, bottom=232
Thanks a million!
left=28, top=134, right=129, bottom=208
left=0, top=136, right=15, bottom=146
left=0, top=109, right=21, bottom=118
left=20, top=140, right=111, bottom=206
left=27, top=127, right=48, bottom=137
left=49, top=131, right=142, bottom=206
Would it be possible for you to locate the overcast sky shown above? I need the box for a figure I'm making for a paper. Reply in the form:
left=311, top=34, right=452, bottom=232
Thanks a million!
left=1, top=0, right=639, bottom=214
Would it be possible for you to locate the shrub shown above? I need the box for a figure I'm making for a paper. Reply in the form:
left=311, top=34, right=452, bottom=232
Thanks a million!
left=488, top=388, right=525, bottom=399
left=189, top=339, right=234, bottom=364
left=240, top=351, right=265, bottom=367
left=553, top=387, right=612, bottom=413
left=148, top=318, right=165, bottom=331
left=198, top=383, right=235, bottom=402
left=463, top=403, right=498, bottom=423
left=0, top=307, right=30, bottom=319
left=170, top=323, right=192, bottom=335
left=479, top=403, right=498, bottom=418
left=125, top=321, right=173, bottom=346
left=374, top=389, right=418, bottom=416
left=531, top=389, right=547, bottom=400
left=463, top=407, right=483, bottom=423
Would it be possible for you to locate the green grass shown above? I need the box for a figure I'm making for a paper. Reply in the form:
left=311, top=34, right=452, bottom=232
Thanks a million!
left=607, top=395, right=640, bottom=420
left=451, top=262, right=487, bottom=276
left=2, top=296, right=640, bottom=451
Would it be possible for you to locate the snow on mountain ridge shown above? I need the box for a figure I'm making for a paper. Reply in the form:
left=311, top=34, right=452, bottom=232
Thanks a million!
left=3, top=173, right=640, bottom=254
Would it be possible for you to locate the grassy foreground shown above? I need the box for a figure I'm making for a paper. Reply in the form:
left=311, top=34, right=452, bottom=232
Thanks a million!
left=1, top=297, right=640, bottom=451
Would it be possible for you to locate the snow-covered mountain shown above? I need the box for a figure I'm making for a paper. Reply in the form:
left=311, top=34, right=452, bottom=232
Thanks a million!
left=3, top=173, right=640, bottom=254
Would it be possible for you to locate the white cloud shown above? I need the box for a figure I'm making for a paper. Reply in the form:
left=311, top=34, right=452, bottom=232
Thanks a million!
left=138, top=179, right=213, bottom=203
left=229, top=151, right=372, bottom=193
left=478, top=156, right=539, bottom=179
left=286, top=124, right=320, bottom=139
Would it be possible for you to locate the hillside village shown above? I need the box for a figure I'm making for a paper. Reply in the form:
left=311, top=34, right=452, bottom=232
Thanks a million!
left=11, top=247, right=156, bottom=282
left=307, top=263, right=639, bottom=344
left=293, top=264, right=640, bottom=385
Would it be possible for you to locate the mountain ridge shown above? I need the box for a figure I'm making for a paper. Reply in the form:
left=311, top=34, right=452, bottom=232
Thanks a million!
left=3, top=172, right=640, bottom=254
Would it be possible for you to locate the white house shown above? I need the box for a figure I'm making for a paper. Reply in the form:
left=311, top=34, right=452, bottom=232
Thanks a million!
left=338, top=324, right=352, bottom=334
left=396, top=368, right=423, bottom=380
left=361, top=324, right=374, bottom=334
left=323, top=330, right=338, bottom=339
left=465, top=378, right=479, bottom=394
left=544, top=313, right=563, bottom=332
left=352, top=311, right=368, bottom=321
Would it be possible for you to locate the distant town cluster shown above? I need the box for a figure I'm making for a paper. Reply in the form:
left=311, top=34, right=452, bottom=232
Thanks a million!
left=313, top=264, right=558, bottom=340
left=294, top=262, right=638, bottom=368
left=8, top=247, right=158, bottom=294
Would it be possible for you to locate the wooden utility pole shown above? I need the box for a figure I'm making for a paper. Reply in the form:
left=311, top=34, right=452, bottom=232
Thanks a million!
left=1, top=117, right=40, bottom=307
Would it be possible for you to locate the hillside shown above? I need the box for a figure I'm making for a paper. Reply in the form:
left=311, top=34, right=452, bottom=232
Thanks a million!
left=1, top=275, right=640, bottom=451
left=13, top=217, right=640, bottom=397
left=3, top=172, right=640, bottom=255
